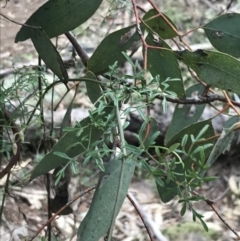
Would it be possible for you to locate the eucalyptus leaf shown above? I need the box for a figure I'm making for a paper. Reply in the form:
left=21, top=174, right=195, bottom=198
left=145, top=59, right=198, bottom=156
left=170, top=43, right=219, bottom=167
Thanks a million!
left=143, top=9, right=178, bottom=39
left=88, top=25, right=141, bottom=75
left=165, top=84, right=206, bottom=145
left=201, top=116, right=240, bottom=176
left=77, top=157, right=135, bottom=241
left=60, top=96, right=74, bottom=137
left=30, top=28, right=68, bottom=81
left=175, top=49, right=240, bottom=95
left=156, top=177, right=179, bottom=203
left=146, top=34, right=185, bottom=98
left=85, top=71, right=102, bottom=106
left=139, top=117, right=160, bottom=148
left=203, top=13, right=240, bottom=57
left=15, top=0, right=103, bottom=42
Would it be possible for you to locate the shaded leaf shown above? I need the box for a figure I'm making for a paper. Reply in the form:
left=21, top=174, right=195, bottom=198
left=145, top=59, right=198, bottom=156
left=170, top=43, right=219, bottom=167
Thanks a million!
left=60, top=96, right=74, bottom=137
left=175, top=49, right=240, bottom=95
left=15, top=0, right=103, bottom=42
left=201, top=116, right=239, bottom=176
left=203, top=13, right=240, bottom=58
left=167, top=119, right=214, bottom=148
left=143, top=9, right=177, bottom=39
left=146, top=33, right=185, bottom=98
left=77, top=157, right=135, bottom=241
left=30, top=28, right=68, bottom=81
left=167, top=119, right=215, bottom=176
left=156, top=177, right=179, bottom=203
left=165, top=84, right=205, bottom=145
left=157, top=119, right=215, bottom=203
left=30, top=106, right=114, bottom=180
left=139, top=117, right=160, bottom=149
left=88, top=25, right=141, bottom=75
left=85, top=71, right=102, bottom=106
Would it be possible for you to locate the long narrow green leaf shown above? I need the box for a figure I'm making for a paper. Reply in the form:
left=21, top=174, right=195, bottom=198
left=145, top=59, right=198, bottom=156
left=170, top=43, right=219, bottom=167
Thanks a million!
left=175, top=49, right=240, bottom=95
left=165, top=84, right=206, bottom=145
left=30, top=28, right=68, bottom=81
left=203, top=13, right=240, bottom=58
left=143, top=9, right=178, bottom=39
left=85, top=71, right=102, bottom=106
left=15, top=0, right=103, bottom=42
left=77, top=157, right=135, bottom=241
left=87, top=25, right=141, bottom=75
left=146, top=34, right=185, bottom=98
left=201, top=116, right=240, bottom=176
left=60, top=96, right=74, bottom=137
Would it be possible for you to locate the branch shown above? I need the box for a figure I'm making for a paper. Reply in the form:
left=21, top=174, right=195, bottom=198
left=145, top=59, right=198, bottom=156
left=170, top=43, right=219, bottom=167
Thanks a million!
left=127, top=193, right=169, bottom=241
left=65, top=32, right=89, bottom=67
left=157, top=94, right=240, bottom=107
left=0, top=110, right=21, bottom=179
left=29, top=185, right=96, bottom=241
left=0, top=13, right=40, bottom=28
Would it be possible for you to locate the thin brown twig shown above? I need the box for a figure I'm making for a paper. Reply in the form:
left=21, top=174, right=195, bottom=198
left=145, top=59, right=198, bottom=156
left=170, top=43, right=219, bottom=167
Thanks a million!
left=0, top=110, right=21, bottom=180
left=0, top=13, right=40, bottom=28
left=127, top=193, right=155, bottom=241
left=222, top=90, right=240, bottom=115
left=206, top=201, right=240, bottom=239
left=65, top=32, right=89, bottom=67
left=131, top=0, right=151, bottom=140
left=29, top=185, right=96, bottom=241
left=191, top=191, right=240, bottom=239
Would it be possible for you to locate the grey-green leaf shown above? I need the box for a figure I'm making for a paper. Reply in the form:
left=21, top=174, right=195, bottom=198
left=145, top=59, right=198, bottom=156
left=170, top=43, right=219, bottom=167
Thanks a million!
left=15, top=0, right=103, bottom=42
left=146, top=33, right=185, bottom=98
left=165, top=84, right=206, bottom=145
left=202, top=116, right=239, bottom=177
left=60, top=96, right=74, bottom=137
left=143, top=9, right=178, bottom=39
left=85, top=71, right=102, bottom=106
left=88, top=25, right=141, bottom=75
left=175, top=49, right=240, bottom=95
left=203, top=13, right=240, bottom=58
left=77, top=157, right=135, bottom=241
left=30, top=28, right=68, bottom=81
